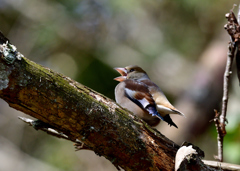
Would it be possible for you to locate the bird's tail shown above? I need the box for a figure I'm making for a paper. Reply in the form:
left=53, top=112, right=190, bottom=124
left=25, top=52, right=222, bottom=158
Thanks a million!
left=172, top=109, right=185, bottom=118
left=146, top=106, right=178, bottom=128
left=163, top=114, right=178, bottom=128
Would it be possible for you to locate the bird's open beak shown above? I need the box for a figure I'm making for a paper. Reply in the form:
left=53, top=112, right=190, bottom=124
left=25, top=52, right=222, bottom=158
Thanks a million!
left=114, top=67, right=127, bottom=82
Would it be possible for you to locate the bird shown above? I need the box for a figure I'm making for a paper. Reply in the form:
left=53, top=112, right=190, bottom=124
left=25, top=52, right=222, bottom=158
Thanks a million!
left=114, top=65, right=185, bottom=128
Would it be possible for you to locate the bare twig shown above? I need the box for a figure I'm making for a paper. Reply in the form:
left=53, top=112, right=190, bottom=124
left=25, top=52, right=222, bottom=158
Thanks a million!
left=203, top=160, right=240, bottom=170
left=219, top=40, right=235, bottom=161
left=18, top=116, right=81, bottom=143
left=216, top=7, right=240, bottom=162
left=212, top=110, right=224, bottom=161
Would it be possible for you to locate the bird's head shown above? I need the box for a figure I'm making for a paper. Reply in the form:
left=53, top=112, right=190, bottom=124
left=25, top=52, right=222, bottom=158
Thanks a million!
left=114, top=65, right=149, bottom=81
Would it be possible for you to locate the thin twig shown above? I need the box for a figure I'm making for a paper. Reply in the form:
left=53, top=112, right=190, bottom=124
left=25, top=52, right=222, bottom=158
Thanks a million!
left=212, top=110, right=221, bottom=160
left=219, top=41, right=235, bottom=126
left=212, top=109, right=225, bottom=162
left=18, top=116, right=83, bottom=144
left=216, top=7, right=239, bottom=162
left=19, top=116, right=90, bottom=151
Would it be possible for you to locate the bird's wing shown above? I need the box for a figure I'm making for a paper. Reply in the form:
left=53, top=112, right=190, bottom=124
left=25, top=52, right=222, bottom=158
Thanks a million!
left=141, top=79, right=185, bottom=116
left=124, top=79, right=164, bottom=120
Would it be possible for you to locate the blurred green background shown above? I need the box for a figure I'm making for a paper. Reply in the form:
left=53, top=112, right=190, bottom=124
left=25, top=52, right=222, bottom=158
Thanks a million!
left=0, top=0, right=240, bottom=170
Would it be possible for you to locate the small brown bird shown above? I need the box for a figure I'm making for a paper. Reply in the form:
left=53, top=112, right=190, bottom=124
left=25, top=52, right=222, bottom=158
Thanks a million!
left=114, top=65, right=185, bottom=128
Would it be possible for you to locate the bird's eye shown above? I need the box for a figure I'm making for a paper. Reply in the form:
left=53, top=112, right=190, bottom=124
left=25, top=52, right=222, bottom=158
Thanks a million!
left=129, top=69, right=135, bottom=72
